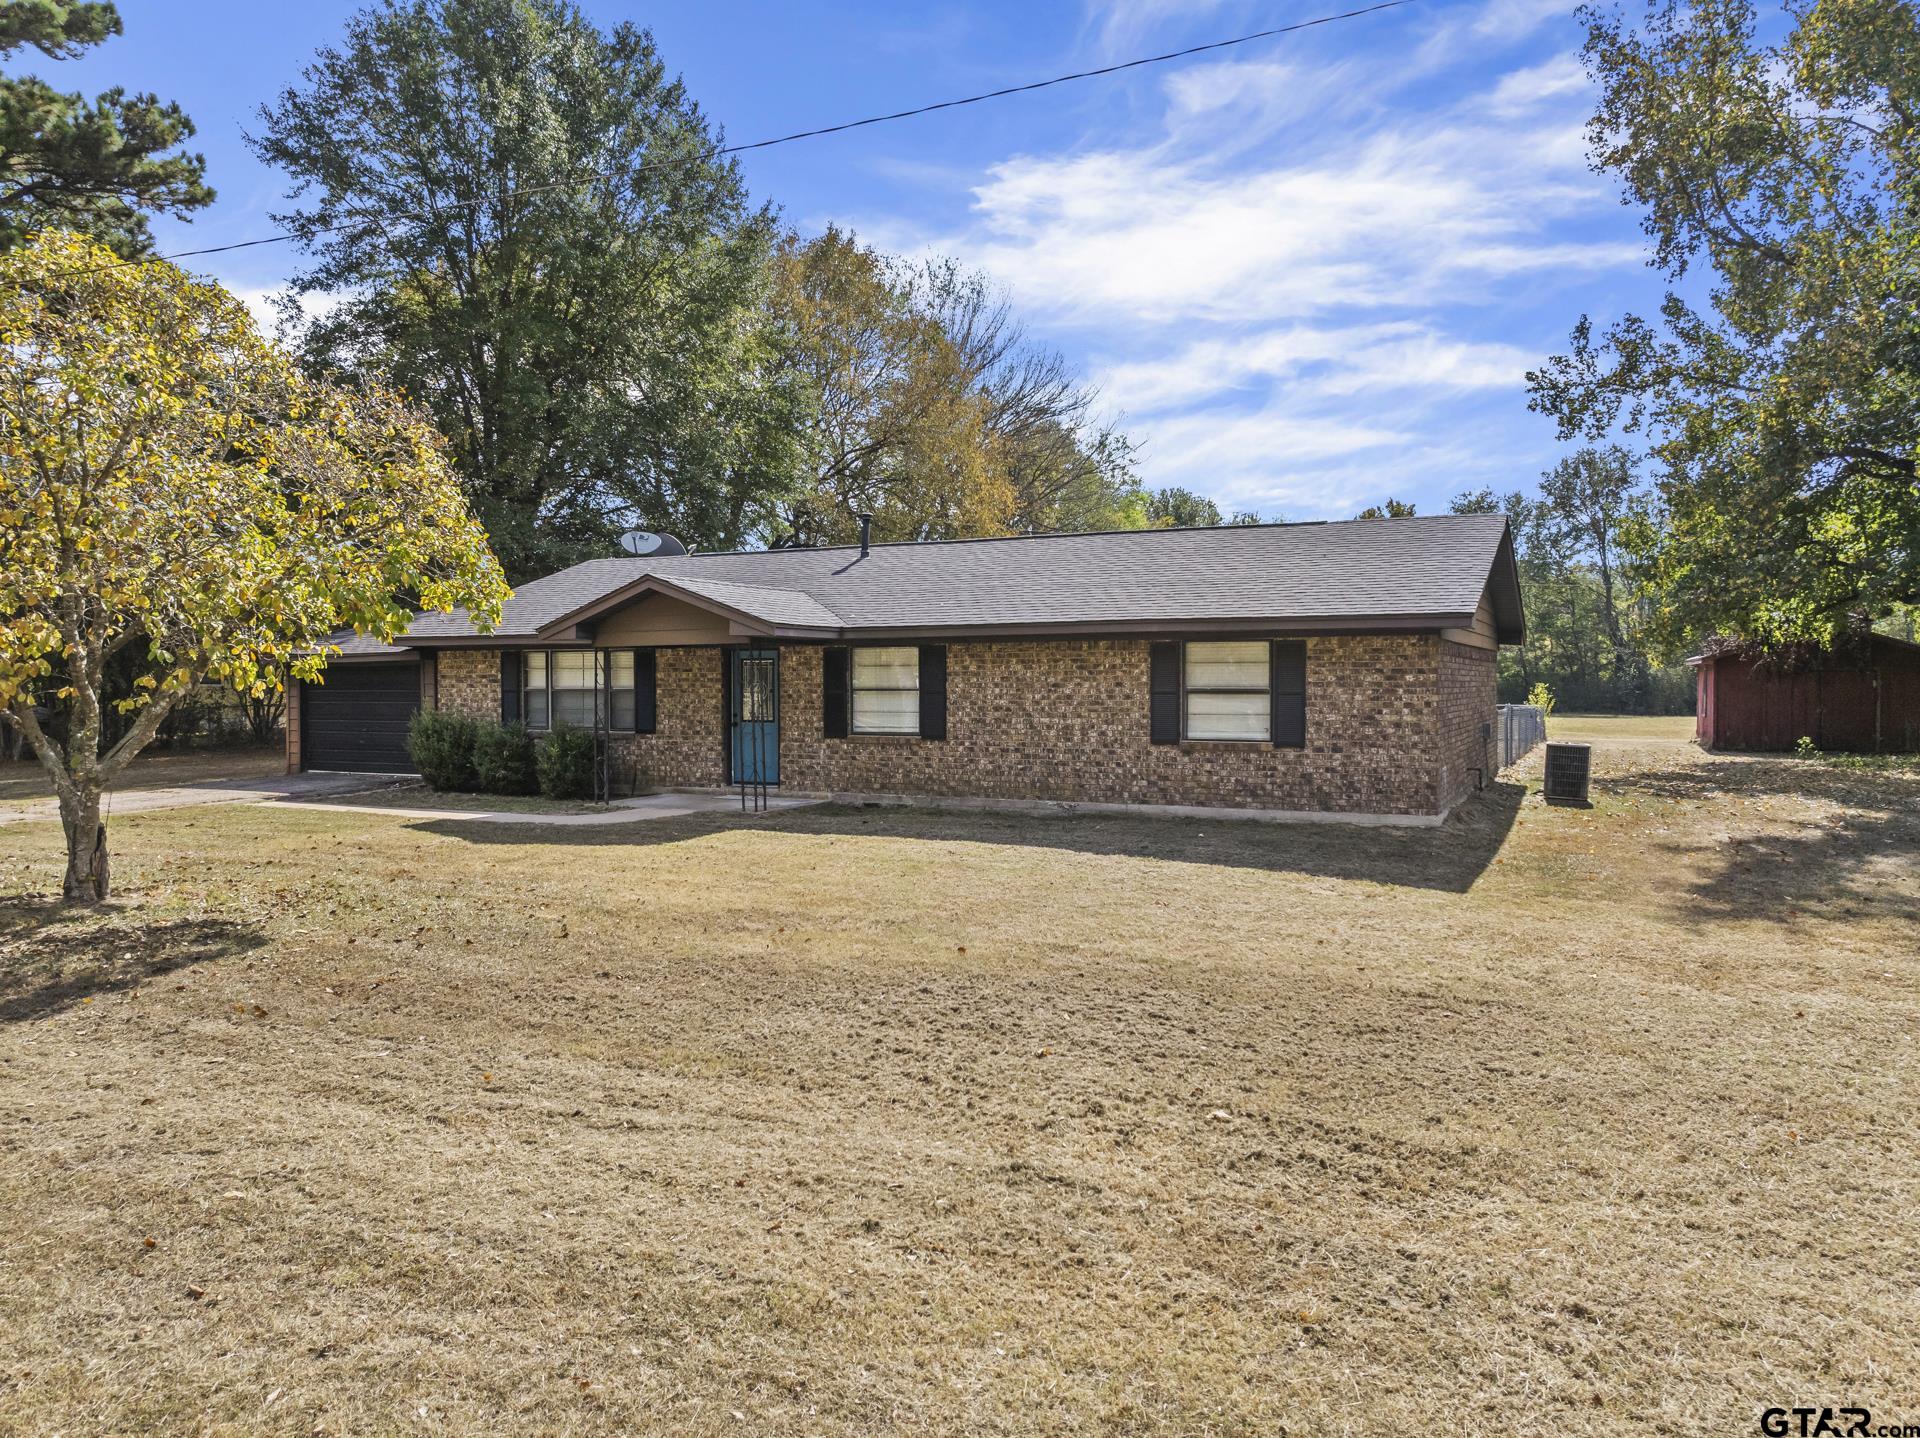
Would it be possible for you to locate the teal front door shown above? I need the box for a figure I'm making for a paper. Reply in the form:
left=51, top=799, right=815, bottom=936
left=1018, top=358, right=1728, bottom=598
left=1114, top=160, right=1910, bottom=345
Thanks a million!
left=728, top=648, right=779, bottom=785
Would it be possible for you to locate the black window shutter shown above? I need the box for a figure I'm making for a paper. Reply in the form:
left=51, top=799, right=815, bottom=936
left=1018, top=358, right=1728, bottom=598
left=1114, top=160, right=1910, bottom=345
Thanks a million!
left=1271, top=639, right=1306, bottom=748
left=823, top=647, right=850, bottom=738
left=718, top=649, right=735, bottom=780
left=918, top=645, right=948, bottom=739
left=635, top=648, right=657, bottom=734
left=500, top=651, right=521, bottom=723
left=1149, top=641, right=1180, bottom=744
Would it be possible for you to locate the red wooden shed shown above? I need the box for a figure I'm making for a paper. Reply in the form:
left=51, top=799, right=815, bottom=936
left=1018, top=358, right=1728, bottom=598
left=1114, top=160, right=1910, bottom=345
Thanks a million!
left=1690, top=634, right=1920, bottom=753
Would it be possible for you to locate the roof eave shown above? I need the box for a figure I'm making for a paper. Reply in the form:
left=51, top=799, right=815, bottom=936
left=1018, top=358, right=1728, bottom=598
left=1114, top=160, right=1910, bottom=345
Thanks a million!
left=1489, top=521, right=1526, bottom=645
left=828, top=614, right=1485, bottom=642
left=534, top=572, right=838, bottom=638
left=400, top=613, right=1500, bottom=646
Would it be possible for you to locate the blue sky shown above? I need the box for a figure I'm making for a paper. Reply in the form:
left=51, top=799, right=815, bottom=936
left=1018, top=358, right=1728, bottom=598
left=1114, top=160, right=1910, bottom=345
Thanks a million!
left=62, top=0, right=1663, bottom=520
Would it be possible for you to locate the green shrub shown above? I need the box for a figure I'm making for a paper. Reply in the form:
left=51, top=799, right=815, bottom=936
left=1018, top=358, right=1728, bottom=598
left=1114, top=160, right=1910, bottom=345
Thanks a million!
left=1795, top=735, right=1819, bottom=759
left=407, top=709, right=479, bottom=791
left=1526, top=681, right=1555, bottom=718
left=537, top=723, right=597, bottom=800
left=473, top=720, right=538, bottom=795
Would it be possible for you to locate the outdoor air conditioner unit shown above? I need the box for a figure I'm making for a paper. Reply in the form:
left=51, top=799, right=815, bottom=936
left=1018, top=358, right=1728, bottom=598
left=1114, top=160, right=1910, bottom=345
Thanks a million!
left=1543, top=742, right=1592, bottom=806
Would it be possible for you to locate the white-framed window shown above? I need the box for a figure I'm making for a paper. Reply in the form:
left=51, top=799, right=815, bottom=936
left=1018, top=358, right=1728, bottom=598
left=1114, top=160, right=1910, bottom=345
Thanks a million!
left=521, top=650, right=637, bottom=732
left=852, top=646, right=919, bottom=735
left=1184, top=640, right=1270, bottom=741
left=551, top=650, right=596, bottom=728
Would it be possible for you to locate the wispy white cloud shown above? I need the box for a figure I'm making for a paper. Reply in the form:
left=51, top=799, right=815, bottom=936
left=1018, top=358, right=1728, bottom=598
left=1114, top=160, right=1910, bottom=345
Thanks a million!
left=1084, top=0, right=1233, bottom=59
left=1133, top=406, right=1413, bottom=516
left=1472, top=0, right=1575, bottom=41
left=1097, top=324, right=1538, bottom=414
left=954, top=112, right=1620, bottom=329
left=1486, top=52, right=1591, bottom=115
left=868, top=0, right=1637, bottom=517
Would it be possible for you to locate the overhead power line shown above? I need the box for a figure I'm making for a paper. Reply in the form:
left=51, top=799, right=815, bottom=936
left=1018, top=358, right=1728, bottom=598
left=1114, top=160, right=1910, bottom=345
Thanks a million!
left=23, top=0, right=1419, bottom=284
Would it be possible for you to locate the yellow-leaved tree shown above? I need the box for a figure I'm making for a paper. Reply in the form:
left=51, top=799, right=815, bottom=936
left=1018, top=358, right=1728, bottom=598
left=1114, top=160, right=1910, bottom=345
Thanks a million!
left=0, top=231, right=509, bottom=901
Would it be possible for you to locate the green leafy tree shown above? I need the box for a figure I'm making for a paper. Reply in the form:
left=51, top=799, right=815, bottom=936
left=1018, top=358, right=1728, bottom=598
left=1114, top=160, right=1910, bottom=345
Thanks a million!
left=905, top=257, right=1141, bottom=536
left=1529, top=0, right=1920, bottom=654
left=1148, top=486, right=1223, bottom=528
left=252, top=0, right=802, bottom=580
left=0, top=0, right=213, bottom=255
left=770, top=228, right=1008, bottom=545
left=1448, top=476, right=1692, bottom=713
left=1354, top=498, right=1417, bottom=519
left=769, top=229, right=1138, bottom=545
left=1141, top=487, right=1264, bottom=528
left=1539, top=445, right=1644, bottom=691
left=0, top=231, right=508, bottom=902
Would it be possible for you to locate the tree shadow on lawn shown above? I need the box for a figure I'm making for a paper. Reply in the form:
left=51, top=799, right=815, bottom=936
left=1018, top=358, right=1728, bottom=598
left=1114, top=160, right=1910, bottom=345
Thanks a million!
left=0, top=900, right=266, bottom=1023
left=414, top=779, right=1526, bottom=895
left=1601, top=755, right=1920, bottom=927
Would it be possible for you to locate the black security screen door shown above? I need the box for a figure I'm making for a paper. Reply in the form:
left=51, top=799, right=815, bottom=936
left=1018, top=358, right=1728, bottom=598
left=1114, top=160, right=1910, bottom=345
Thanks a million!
left=728, top=649, right=779, bottom=786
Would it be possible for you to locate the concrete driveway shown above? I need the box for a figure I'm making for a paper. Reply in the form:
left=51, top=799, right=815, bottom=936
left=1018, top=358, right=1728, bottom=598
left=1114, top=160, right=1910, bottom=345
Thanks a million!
left=0, top=771, right=399, bottom=826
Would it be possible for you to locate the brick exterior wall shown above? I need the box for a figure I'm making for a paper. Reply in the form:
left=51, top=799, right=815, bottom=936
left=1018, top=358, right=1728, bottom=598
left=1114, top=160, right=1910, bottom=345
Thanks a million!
left=608, top=648, right=727, bottom=789
left=436, top=648, right=498, bottom=720
left=433, top=646, right=730, bottom=790
left=283, top=678, right=302, bottom=774
left=780, top=636, right=1445, bottom=816
left=429, top=634, right=1498, bottom=818
left=1436, top=639, right=1498, bottom=812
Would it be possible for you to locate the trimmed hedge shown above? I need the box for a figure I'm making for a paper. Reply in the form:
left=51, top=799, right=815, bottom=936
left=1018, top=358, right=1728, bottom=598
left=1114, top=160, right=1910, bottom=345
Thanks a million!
left=473, top=720, right=538, bottom=795
left=410, top=711, right=603, bottom=801
left=536, top=723, right=596, bottom=800
left=407, top=709, right=478, bottom=792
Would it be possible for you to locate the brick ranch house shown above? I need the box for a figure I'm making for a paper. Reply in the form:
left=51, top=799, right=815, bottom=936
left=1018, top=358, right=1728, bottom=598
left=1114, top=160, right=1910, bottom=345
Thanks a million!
left=287, top=515, right=1525, bottom=824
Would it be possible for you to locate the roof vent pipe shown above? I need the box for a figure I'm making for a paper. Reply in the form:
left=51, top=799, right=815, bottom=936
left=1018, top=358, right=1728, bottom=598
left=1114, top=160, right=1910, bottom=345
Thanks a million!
left=856, top=512, right=873, bottom=558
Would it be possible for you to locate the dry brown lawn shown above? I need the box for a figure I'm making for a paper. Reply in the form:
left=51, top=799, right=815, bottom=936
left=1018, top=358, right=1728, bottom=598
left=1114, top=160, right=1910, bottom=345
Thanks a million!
left=1, top=719, right=1916, bottom=1437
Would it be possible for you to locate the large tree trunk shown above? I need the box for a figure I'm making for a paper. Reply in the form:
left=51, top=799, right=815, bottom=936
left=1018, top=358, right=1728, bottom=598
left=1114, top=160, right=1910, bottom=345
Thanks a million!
left=11, top=640, right=190, bottom=905
left=59, top=788, right=109, bottom=903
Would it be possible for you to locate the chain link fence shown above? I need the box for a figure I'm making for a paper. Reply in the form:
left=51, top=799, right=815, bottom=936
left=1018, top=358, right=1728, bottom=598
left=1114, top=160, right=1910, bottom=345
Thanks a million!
left=1496, top=703, right=1547, bottom=770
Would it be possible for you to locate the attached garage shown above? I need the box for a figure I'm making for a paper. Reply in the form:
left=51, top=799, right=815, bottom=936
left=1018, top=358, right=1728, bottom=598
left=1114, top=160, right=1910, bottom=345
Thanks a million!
left=297, top=659, right=422, bottom=773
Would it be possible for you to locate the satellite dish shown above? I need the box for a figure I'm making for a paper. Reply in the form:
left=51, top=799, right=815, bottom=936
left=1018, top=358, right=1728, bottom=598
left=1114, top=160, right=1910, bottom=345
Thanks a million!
left=617, top=530, right=687, bottom=557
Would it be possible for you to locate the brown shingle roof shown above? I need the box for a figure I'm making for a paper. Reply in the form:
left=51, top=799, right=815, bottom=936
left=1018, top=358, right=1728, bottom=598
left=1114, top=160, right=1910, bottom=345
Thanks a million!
left=394, top=515, right=1523, bottom=645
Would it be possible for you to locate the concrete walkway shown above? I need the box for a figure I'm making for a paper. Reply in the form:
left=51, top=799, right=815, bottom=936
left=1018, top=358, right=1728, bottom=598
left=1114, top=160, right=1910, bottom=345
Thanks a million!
left=0, top=771, right=396, bottom=826
left=268, top=791, right=821, bottom=826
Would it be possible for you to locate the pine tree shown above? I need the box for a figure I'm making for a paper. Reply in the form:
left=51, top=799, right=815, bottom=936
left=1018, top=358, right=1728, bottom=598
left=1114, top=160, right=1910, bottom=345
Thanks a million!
left=0, top=1, right=213, bottom=255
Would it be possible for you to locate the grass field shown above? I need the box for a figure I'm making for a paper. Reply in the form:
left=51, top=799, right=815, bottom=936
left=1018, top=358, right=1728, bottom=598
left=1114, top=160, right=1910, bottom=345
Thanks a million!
left=1, top=717, right=1916, bottom=1436
left=1548, top=711, right=1695, bottom=741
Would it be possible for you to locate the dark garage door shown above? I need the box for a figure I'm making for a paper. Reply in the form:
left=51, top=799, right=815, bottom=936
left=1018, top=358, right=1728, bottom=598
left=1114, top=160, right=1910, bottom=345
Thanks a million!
left=302, top=661, right=420, bottom=773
